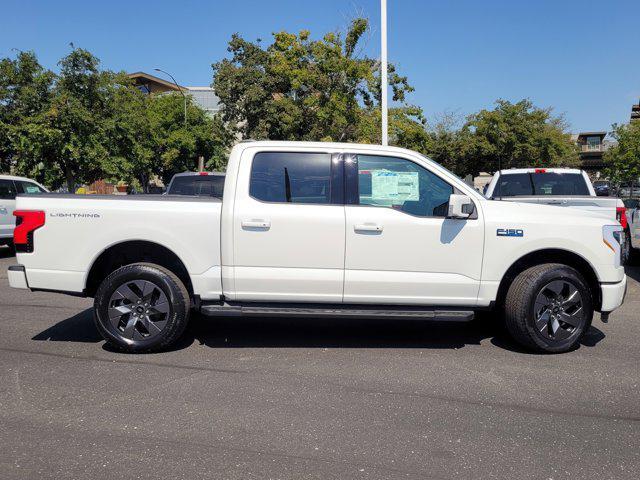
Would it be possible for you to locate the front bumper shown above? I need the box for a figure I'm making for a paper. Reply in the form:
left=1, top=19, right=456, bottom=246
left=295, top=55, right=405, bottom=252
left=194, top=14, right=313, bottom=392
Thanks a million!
left=600, top=275, right=627, bottom=313
left=7, top=265, right=28, bottom=289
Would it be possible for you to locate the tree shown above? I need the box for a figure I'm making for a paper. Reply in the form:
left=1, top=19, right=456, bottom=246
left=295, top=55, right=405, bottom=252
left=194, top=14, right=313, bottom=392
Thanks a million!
left=102, top=83, right=233, bottom=189
left=0, top=51, right=55, bottom=173
left=212, top=18, right=422, bottom=144
left=5, top=48, right=116, bottom=191
left=1, top=48, right=232, bottom=191
left=424, top=112, right=470, bottom=176
left=462, top=99, right=579, bottom=175
left=604, top=122, right=640, bottom=185
left=145, top=93, right=232, bottom=185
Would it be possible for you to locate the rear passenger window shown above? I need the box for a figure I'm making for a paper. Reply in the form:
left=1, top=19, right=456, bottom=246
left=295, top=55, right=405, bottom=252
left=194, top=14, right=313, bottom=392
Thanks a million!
left=0, top=180, right=17, bottom=200
left=250, top=152, right=332, bottom=204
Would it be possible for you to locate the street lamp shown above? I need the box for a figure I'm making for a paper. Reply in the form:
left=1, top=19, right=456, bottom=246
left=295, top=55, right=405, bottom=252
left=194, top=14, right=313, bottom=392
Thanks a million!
left=381, top=0, right=388, bottom=146
left=154, top=68, right=187, bottom=126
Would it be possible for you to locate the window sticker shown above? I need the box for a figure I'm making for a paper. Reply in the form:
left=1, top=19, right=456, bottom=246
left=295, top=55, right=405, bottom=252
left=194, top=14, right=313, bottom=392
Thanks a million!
left=371, top=170, right=419, bottom=202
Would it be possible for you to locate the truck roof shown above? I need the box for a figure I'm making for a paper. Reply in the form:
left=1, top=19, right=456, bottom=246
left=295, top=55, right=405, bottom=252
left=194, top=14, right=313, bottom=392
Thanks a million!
left=0, top=174, right=44, bottom=182
left=497, top=168, right=584, bottom=175
left=234, top=140, right=423, bottom=157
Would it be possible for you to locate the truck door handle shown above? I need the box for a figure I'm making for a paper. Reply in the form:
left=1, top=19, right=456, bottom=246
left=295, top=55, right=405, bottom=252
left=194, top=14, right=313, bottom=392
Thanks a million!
left=354, top=223, right=383, bottom=233
left=241, top=219, right=271, bottom=229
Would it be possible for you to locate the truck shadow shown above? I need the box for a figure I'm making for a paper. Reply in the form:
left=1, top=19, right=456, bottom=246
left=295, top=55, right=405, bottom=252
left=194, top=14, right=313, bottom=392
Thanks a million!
left=624, top=265, right=640, bottom=283
left=0, top=245, right=16, bottom=259
left=31, top=308, right=607, bottom=354
left=32, top=308, right=103, bottom=343
left=178, top=314, right=606, bottom=354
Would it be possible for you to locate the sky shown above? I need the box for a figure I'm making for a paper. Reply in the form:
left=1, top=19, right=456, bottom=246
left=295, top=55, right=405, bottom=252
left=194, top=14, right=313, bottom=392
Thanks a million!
left=2, top=0, right=639, bottom=134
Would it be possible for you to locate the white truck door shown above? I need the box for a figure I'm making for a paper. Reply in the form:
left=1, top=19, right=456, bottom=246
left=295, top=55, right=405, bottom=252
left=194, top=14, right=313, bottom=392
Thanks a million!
left=231, top=150, right=345, bottom=302
left=0, top=180, right=17, bottom=241
left=343, top=154, right=484, bottom=306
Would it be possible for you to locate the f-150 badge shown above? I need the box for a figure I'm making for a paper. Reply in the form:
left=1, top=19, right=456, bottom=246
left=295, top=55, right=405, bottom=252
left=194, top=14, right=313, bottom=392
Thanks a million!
left=497, top=228, right=523, bottom=237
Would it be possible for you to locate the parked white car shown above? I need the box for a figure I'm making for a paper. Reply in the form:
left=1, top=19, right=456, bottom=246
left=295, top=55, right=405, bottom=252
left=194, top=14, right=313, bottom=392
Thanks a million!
left=8, top=142, right=626, bottom=353
left=0, top=175, right=48, bottom=248
left=624, top=198, right=640, bottom=262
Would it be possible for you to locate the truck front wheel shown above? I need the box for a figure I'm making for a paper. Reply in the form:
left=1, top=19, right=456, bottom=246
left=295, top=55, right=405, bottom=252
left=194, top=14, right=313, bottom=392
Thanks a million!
left=504, top=263, right=593, bottom=353
left=94, top=263, right=190, bottom=353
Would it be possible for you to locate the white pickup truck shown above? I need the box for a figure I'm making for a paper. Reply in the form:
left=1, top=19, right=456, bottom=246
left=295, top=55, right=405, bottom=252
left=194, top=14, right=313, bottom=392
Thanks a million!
left=485, top=168, right=631, bottom=263
left=8, top=141, right=627, bottom=353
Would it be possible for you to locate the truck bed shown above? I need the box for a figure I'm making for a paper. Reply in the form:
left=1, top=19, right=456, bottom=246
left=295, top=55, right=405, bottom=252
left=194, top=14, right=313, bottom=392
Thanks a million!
left=495, top=195, right=619, bottom=220
left=13, top=193, right=223, bottom=299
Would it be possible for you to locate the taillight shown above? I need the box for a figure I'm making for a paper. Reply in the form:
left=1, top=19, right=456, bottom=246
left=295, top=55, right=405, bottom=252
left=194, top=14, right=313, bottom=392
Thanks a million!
left=616, top=206, right=628, bottom=229
left=13, top=210, right=45, bottom=253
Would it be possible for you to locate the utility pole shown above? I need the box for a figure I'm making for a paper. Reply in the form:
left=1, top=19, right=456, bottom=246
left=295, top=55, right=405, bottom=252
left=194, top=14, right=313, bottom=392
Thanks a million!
left=381, top=0, right=388, bottom=146
left=154, top=68, right=187, bottom=126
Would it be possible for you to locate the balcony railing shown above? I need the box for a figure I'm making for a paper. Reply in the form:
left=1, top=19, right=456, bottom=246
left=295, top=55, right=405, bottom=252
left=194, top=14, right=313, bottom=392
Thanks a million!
left=580, top=144, right=606, bottom=152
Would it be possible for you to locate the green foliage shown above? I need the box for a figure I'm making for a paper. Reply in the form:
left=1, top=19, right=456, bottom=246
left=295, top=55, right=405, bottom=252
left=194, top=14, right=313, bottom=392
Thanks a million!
left=461, top=99, right=579, bottom=175
left=425, top=113, right=470, bottom=176
left=604, top=122, right=640, bottom=184
left=212, top=18, right=421, bottom=143
left=0, top=51, right=56, bottom=176
left=0, top=49, right=231, bottom=191
left=103, top=84, right=232, bottom=188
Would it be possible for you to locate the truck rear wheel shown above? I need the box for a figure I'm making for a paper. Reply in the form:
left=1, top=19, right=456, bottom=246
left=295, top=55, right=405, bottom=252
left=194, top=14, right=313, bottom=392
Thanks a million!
left=504, top=263, right=593, bottom=353
left=94, top=263, right=190, bottom=353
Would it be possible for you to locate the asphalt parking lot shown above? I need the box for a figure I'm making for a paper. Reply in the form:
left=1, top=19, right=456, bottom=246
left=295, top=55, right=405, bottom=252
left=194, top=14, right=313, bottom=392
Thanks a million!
left=0, top=246, right=639, bottom=480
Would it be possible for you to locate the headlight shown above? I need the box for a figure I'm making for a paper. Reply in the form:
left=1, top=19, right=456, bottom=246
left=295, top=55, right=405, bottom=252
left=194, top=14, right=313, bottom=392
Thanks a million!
left=603, top=224, right=623, bottom=267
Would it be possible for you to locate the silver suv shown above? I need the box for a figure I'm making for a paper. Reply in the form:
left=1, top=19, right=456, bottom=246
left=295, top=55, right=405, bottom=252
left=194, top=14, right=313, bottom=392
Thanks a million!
left=0, top=175, right=48, bottom=247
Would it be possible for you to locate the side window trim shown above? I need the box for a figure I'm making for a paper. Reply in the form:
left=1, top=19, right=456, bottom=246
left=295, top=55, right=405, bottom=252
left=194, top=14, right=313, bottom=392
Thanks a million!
left=345, top=152, right=468, bottom=219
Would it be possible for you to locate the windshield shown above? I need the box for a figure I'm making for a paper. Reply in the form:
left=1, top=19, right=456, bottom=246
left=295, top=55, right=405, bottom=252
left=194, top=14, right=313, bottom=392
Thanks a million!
left=493, top=172, right=589, bottom=197
left=168, top=175, right=225, bottom=197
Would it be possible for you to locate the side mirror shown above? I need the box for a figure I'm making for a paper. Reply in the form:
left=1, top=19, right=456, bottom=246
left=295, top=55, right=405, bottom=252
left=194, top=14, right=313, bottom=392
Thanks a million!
left=448, top=194, right=474, bottom=219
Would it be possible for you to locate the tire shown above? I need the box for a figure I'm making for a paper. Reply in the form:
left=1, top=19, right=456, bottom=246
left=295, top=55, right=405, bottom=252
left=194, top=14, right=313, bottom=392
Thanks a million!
left=504, top=263, right=593, bottom=353
left=94, top=263, right=190, bottom=353
left=621, top=229, right=631, bottom=266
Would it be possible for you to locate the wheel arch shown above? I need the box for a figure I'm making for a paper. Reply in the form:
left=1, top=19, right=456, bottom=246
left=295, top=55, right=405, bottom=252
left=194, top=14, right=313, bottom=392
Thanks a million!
left=84, top=240, right=193, bottom=298
left=495, top=248, right=601, bottom=311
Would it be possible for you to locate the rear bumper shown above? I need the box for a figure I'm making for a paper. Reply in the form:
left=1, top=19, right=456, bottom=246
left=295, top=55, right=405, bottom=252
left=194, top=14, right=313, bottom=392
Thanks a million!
left=7, top=265, right=28, bottom=289
left=600, top=275, right=627, bottom=313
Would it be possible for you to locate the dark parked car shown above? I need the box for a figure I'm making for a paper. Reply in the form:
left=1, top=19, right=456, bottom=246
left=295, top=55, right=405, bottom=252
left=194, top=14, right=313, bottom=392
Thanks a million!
left=166, top=172, right=225, bottom=198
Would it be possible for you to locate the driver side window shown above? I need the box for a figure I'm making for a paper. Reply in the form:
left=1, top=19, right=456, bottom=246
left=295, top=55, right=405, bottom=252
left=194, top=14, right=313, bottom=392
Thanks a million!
left=356, top=155, right=453, bottom=217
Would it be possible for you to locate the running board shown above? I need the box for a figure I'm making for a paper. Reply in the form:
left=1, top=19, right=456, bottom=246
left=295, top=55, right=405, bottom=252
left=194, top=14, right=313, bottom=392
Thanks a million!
left=200, top=302, right=474, bottom=322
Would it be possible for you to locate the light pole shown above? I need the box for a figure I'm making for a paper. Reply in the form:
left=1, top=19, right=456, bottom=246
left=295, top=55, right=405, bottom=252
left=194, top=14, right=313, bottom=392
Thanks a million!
left=381, top=0, right=388, bottom=146
left=154, top=68, right=187, bottom=126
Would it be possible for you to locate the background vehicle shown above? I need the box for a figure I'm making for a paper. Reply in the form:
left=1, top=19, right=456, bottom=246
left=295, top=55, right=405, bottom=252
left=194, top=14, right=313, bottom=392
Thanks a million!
left=0, top=175, right=48, bottom=248
left=593, top=180, right=610, bottom=197
left=166, top=171, right=225, bottom=197
left=485, top=168, right=630, bottom=262
left=615, top=181, right=640, bottom=198
left=8, top=142, right=626, bottom=354
left=624, top=199, right=640, bottom=263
